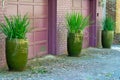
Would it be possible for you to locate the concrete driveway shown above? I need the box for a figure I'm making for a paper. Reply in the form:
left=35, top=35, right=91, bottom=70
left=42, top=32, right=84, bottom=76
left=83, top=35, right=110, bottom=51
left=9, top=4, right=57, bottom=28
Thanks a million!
left=0, top=46, right=120, bottom=80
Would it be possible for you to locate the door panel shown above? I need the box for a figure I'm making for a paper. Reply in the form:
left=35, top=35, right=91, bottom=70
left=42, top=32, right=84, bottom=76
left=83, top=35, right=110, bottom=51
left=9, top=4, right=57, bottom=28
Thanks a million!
left=19, top=5, right=33, bottom=17
left=34, top=31, right=47, bottom=41
left=34, top=0, right=48, bottom=3
left=34, top=19, right=48, bottom=28
left=6, top=5, right=17, bottom=16
left=7, top=0, right=17, bottom=2
left=82, top=0, right=90, bottom=9
left=34, top=6, right=48, bottom=18
left=19, top=0, right=33, bottom=2
left=7, top=0, right=48, bottom=59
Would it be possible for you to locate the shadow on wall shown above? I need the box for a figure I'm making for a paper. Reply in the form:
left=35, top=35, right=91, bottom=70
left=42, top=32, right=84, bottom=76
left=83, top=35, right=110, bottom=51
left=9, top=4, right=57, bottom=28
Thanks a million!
left=0, top=33, right=6, bottom=68
left=57, top=19, right=68, bottom=54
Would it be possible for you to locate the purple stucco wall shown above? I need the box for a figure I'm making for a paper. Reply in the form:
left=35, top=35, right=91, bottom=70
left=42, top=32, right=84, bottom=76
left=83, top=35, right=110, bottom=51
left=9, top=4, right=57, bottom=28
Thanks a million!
left=48, top=0, right=57, bottom=55
left=89, top=0, right=97, bottom=47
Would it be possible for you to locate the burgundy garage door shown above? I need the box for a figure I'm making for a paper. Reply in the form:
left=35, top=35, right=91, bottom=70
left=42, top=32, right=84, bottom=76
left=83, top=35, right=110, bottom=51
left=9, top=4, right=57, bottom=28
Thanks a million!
left=6, top=0, right=48, bottom=59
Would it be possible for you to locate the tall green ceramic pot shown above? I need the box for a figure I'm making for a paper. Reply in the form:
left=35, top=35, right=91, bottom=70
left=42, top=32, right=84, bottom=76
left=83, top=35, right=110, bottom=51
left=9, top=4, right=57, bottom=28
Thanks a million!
left=6, top=39, right=28, bottom=71
left=102, top=30, right=114, bottom=48
left=67, top=31, right=83, bottom=57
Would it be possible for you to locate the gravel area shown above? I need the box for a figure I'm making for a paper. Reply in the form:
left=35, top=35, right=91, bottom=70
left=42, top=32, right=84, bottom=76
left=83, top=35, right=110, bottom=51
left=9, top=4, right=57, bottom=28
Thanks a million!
left=0, top=46, right=120, bottom=80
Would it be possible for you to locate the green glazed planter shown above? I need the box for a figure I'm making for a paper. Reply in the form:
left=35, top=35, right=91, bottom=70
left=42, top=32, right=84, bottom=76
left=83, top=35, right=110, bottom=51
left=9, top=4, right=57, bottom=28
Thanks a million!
left=67, top=32, right=83, bottom=57
left=6, top=39, right=28, bottom=71
left=102, top=30, right=114, bottom=48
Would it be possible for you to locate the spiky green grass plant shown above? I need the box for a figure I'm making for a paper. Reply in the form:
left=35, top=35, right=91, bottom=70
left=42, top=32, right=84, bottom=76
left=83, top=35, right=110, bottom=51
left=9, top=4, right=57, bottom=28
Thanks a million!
left=0, top=14, right=30, bottom=39
left=102, top=16, right=115, bottom=31
left=66, top=12, right=90, bottom=33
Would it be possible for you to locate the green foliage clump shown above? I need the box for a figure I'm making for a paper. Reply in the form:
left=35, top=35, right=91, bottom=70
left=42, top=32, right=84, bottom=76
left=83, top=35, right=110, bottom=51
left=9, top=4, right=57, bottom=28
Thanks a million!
left=0, top=14, right=30, bottom=39
left=102, top=16, right=115, bottom=31
left=66, top=12, right=90, bottom=33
